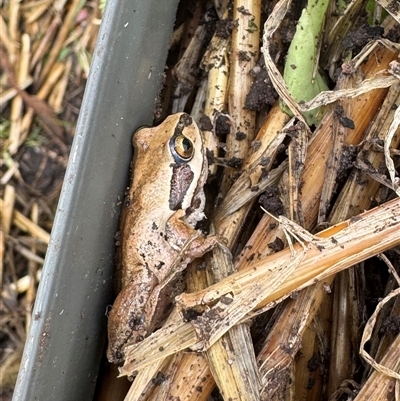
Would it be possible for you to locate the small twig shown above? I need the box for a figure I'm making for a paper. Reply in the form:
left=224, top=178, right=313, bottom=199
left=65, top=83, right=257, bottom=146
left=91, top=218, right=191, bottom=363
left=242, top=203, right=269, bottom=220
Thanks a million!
left=0, top=199, right=50, bottom=244
left=378, top=253, right=400, bottom=286
left=359, top=288, right=400, bottom=381
left=38, top=0, right=81, bottom=85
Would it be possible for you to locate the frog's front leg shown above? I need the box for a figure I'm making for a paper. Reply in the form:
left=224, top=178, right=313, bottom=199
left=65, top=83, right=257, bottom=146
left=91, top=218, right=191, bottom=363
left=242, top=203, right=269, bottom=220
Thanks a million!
left=165, top=209, right=226, bottom=260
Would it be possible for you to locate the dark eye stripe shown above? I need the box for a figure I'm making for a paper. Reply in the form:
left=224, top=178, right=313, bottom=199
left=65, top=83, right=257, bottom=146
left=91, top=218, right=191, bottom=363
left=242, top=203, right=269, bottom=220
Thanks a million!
left=169, top=164, right=194, bottom=210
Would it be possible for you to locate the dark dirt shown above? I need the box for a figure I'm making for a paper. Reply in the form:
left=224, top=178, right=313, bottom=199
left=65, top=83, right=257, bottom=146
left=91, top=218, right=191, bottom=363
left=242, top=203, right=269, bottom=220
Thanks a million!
left=342, top=24, right=384, bottom=52
left=245, top=64, right=278, bottom=111
left=259, top=185, right=285, bottom=216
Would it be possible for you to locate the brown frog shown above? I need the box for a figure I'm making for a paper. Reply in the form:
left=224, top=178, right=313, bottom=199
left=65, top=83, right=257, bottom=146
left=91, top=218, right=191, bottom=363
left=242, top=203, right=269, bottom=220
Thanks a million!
left=107, top=113, right=224, bottom=363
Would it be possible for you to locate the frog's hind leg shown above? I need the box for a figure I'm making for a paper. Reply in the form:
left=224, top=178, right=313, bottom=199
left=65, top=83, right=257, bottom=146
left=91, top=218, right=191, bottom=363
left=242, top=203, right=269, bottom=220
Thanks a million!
left=106, top=268, right=157, bottom=363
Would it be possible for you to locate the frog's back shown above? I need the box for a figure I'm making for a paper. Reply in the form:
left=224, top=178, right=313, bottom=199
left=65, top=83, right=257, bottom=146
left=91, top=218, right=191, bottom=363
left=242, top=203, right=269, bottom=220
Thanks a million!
left=118, top=188, right=177, bottom=284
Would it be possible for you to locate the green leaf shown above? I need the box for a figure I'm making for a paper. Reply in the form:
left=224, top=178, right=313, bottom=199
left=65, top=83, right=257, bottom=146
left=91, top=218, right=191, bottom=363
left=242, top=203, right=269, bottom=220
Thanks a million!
left=281, top=0, right=329, bottom=125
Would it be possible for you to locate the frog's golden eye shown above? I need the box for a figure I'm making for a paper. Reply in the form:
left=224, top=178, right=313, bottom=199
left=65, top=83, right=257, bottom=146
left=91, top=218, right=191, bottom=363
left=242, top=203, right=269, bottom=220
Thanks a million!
left=170, top=134, right=194, bottom=163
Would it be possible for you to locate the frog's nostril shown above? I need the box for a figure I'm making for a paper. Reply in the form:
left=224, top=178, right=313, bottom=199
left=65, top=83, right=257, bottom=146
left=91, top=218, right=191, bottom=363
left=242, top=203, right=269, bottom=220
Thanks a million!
left=180, top=113, right=193, bottom=127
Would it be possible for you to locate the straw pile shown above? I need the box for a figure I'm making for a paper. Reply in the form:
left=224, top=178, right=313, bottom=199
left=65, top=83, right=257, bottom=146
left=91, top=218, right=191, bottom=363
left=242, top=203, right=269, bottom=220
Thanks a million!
left=1, top=1, right=400, bottom=401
